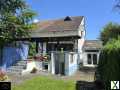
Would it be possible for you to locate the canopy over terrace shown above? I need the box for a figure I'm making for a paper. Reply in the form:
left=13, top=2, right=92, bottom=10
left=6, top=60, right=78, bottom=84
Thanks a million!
left=19, top=16, right=85, bottom=53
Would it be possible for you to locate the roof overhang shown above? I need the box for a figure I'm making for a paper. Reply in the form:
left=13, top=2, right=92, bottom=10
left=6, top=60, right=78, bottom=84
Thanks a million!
left=16, top=36, right=81, bottom=42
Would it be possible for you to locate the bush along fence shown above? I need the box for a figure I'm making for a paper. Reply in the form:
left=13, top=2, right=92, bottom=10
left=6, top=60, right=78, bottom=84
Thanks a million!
left=96, top=39, right=120, bottom=90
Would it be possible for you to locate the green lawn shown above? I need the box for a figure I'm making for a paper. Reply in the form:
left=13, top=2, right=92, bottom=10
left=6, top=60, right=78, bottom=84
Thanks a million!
left=12, top=76, right=75, bottom=90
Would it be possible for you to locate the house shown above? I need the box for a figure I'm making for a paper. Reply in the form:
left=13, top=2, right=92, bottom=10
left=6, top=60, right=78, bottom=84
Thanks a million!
left=1, top=16, right=103, bottom=76
left=29, top=16, right=86, bottom=75
left=82, top=40, right=103, bottom=67
left=30, top=16, right=85, bottom=55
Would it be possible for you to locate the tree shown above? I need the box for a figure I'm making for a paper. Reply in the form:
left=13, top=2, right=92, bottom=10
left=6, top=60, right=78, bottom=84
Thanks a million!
left=96, top=38, right=120, bottom=89
left=0, top=0, right=36, bottom=61
left=96, top=1, right=120, bottom=89
left=0, top=0, right=36, bottom=47
left=100, top=22, right=120, bottom=45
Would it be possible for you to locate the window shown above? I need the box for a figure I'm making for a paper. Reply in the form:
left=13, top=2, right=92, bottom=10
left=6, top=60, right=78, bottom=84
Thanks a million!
left=93, top=54, right=97, bottom=65
left=87, top=53, right=98, bottom=65
left=87, top=54, right=92, bottom=64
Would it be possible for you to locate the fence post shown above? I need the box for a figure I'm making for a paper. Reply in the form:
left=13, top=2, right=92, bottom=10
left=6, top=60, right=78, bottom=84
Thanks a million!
left=51, top=52, right=55, bottom=74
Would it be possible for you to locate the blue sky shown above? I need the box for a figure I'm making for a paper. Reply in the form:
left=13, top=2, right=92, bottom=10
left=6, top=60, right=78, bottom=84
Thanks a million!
left=26, top=0, right=120, bottom=40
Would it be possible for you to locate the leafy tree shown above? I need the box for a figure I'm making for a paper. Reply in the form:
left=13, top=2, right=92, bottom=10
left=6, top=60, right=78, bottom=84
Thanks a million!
left=0, top=0, right=36, bottom=60
left=97, top=38, right=120, bottom=89
left=100, top=22, right=120, bottom=45
left=0, top=0, right=36, bottom=47
left=96, top=1, right=120, bottom=89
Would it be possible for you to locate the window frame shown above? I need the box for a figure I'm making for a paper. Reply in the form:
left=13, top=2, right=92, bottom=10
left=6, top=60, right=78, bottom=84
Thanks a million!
left=87, top=53, right=98, bottom=65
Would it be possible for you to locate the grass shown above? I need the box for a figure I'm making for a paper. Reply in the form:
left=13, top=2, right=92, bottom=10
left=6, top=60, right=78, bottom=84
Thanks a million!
left=12, top=76, right=76, bottom=90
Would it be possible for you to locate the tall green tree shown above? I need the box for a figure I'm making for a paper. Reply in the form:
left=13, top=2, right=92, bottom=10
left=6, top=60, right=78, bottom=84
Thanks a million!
left=97, top=38, right=120, bottom=89
left=0, top=0, right=36, bottom=47
left=100, top=22, right=120, bottom=45
left=0, top=0, right=36, bottom=61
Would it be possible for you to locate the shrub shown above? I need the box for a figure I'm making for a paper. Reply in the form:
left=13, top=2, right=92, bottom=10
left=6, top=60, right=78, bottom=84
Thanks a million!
left=96, top=39, right=120, bottom=89
left=100, top=22, right=120, bottom=45
left=0, top=69, right=8, bottom=81
left=29, top=42, right=36, bottom=56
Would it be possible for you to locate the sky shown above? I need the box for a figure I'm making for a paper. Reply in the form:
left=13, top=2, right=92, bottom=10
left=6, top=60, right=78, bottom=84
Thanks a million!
left=26, top=0, right=120, bottom=40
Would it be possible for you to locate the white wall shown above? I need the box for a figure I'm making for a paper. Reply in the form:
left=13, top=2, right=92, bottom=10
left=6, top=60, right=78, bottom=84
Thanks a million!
left=77, top=17, right=85, bottom=64
left=64, top=52, right=78, bottom=76
left=50, top=52, right=78, bottom=76
left=68, top=53, right=78, bottom=75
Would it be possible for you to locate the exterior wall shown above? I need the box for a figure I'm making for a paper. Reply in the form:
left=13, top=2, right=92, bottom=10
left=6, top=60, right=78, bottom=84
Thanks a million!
left=82, top=51, right=100, bottom=67
left=77, top=38, right=85, bottom=65
left=66, top=53, right=78, bottom=76
left=78, top=17, right=85, bottom=37
left=77, top=17, right=85, bottom=64
left=1, top=42, right=29, bottom=69
left=74, top=40, right=78, bottom=51
left=64, top=53, right=69, bottom=75
left=50, top=52, right=78, bottom=76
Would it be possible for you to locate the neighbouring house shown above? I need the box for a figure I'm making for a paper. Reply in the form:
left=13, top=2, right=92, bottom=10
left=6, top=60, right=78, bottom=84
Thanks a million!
left=0, top=16, right=103, bottom=76
left=82, top=40, right=103, bottom=67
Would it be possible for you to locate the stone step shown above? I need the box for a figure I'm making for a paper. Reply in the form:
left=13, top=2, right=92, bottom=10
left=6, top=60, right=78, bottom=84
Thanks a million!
left=7, top=67, right=23, bottom=71
left=8, top=66, right=26, bottom=70
left=16, top=61, right=27, bottom=64
left=7, top=69, right=22, bottom=74
left=6, top=70, right=21, bottom=74
left=15, top=62, right=27, bottom=66
left=7, top=69, right=22, bottom=73
left=6, top=60, right=27, bottom=74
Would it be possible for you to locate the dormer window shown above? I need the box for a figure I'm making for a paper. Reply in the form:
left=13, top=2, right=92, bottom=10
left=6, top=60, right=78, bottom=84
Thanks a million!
left=64, top=16, right=72, bottom=21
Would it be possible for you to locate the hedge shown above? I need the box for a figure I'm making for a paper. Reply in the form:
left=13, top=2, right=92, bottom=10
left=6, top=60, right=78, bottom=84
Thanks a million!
left=97, top=39, right=120, bottom=89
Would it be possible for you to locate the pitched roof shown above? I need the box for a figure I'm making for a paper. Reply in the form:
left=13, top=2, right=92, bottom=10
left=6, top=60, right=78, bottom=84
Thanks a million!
left=83, top=40, right=103, bottom=50
left=30, top=16, right=84, bottom=38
